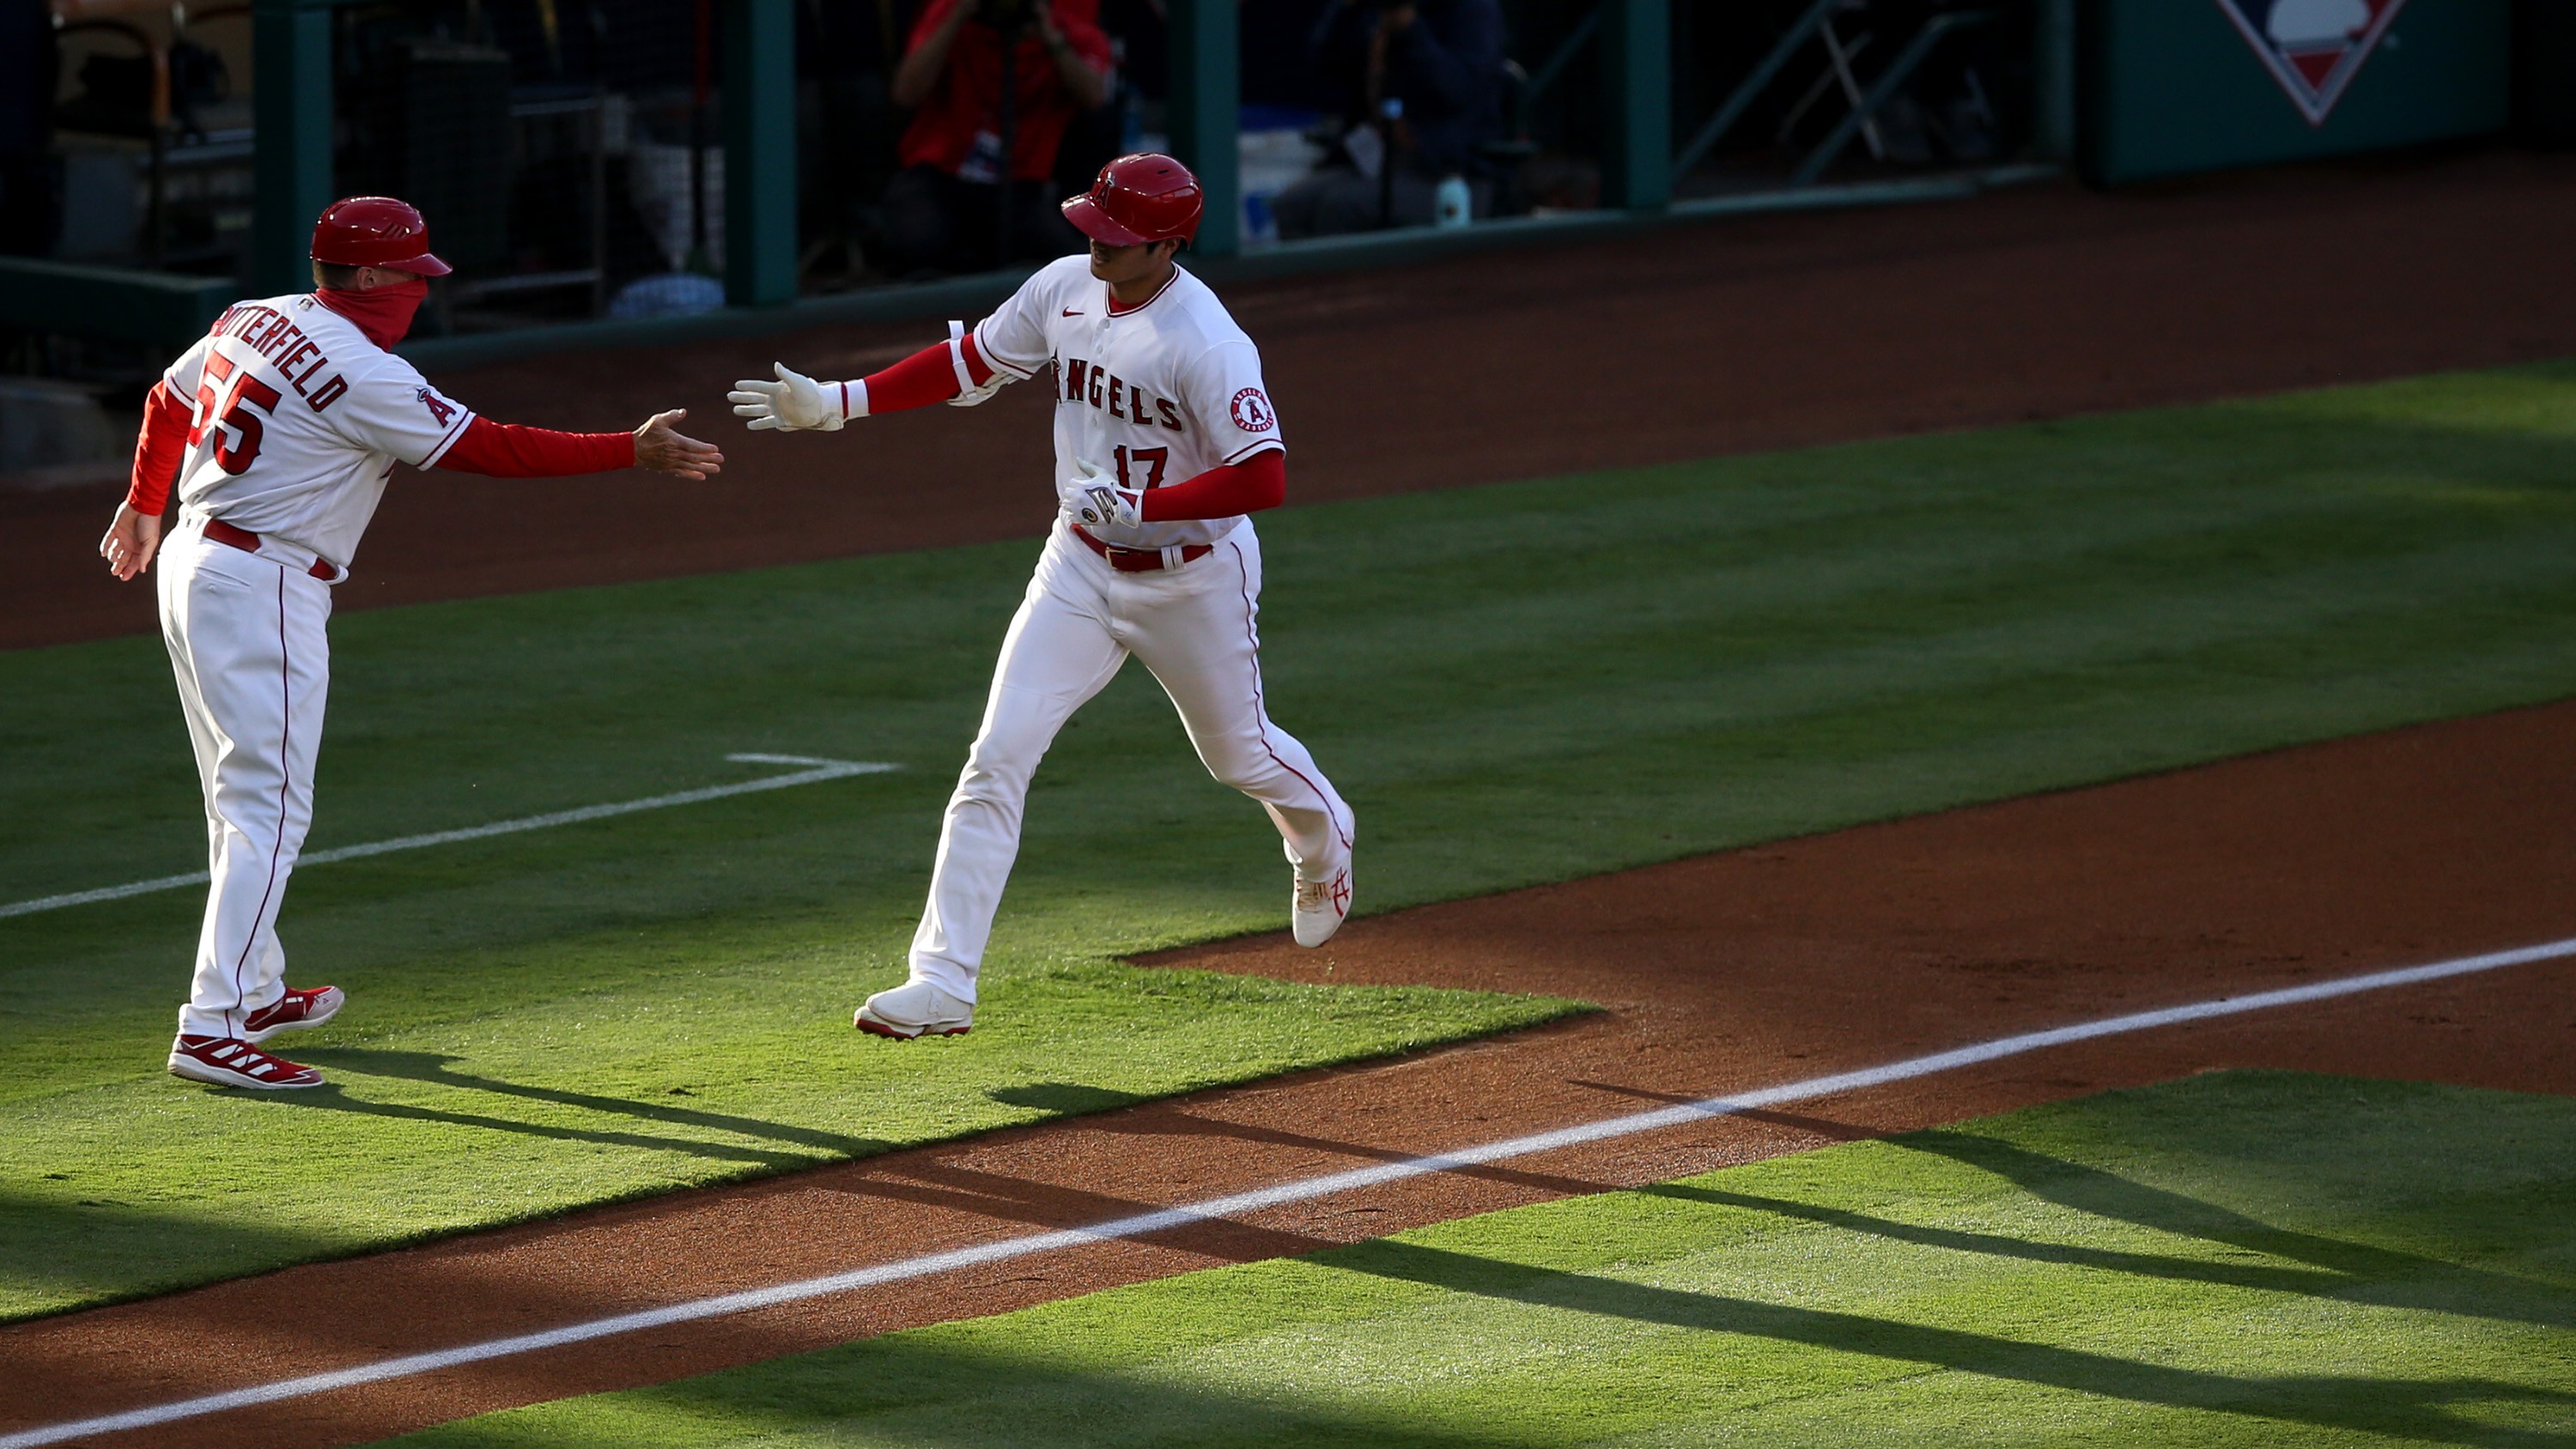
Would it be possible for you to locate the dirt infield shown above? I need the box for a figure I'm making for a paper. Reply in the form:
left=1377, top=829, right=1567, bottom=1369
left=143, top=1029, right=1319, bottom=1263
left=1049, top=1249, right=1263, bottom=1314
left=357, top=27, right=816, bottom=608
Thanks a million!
left=4, top=698, right=2573, bottom=1447
left=9, top=147, right=2576, bottom=652
left=8, top=148, right=2576, bottom=1446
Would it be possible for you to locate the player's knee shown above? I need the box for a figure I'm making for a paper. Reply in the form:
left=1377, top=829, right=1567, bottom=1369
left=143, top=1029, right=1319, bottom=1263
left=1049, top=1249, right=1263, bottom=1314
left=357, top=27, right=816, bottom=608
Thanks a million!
left=1200, top=742, right=1271, bottom=792
left=958, top=700, right=1065, bottom=797
left=953, top=733, right=1046, bottom=804
left=951, top=755, right=1027, bottom=806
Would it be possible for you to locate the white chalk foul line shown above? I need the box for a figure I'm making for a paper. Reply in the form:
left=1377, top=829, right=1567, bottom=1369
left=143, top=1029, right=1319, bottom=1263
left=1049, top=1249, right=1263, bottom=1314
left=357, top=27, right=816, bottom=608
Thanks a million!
left=0, top=755, right=899, bottom=921
left=8, top=935, right=2573, bottom=1448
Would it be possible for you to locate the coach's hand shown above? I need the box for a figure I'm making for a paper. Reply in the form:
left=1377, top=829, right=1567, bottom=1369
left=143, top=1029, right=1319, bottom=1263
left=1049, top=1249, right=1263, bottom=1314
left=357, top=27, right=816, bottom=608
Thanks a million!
left=99, top=501, right=163, bottom=581
left=635, top=409, right=726, bottom=481
left=729, top=362, right=842, bottom=432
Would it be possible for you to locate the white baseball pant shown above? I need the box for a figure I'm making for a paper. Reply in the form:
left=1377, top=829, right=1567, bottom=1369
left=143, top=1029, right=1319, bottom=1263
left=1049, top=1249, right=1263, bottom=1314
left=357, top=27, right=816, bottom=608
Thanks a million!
left=908, top=520, right=1351, bottom=1002
left=156, top=517, right=334, bottom=1039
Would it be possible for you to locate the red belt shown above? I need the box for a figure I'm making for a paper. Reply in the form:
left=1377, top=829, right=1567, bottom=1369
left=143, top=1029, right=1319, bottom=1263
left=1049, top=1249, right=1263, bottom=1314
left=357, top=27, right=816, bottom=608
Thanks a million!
left=202, top=517, right=336, bottom=580
left=1072, top=524, right=1212, bottom=573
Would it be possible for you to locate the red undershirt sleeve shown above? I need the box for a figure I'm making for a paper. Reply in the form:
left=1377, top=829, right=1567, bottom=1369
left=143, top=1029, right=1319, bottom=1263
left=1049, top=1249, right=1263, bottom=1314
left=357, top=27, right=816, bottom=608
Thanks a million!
left=124, top=380, right=192, bottom=514
left=435, top=416, right=636, bottom=476
left=848, top=333, right=997, bottom=415
left=1139, top=447, right=1286, bottom=522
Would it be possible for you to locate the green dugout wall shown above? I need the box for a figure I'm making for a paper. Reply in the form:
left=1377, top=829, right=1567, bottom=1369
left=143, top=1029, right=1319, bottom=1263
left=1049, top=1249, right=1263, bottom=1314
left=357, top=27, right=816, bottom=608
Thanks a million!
left=2080, top=0, right=2512, bottom=185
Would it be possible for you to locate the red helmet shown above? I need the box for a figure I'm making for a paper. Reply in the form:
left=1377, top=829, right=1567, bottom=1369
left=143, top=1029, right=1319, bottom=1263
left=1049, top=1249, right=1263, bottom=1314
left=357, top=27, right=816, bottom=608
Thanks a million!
left=309, top=196, right=452, bottom=276
left=1061, top=154, right=1204, bottom=246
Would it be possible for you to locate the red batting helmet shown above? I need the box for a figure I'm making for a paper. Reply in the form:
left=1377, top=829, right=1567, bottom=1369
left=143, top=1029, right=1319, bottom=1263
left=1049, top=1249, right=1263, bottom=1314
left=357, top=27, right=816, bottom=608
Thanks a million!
left=310, top=196, right=452, bottom=276
left=1061, top=154, right=1204, bottom=246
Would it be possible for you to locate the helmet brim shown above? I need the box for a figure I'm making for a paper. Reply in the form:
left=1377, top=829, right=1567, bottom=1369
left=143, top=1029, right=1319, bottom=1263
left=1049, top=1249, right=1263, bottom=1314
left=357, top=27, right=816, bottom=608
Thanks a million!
left=311, top=249, right=453, bottom=276
left=1061, top=194, right=1154, bottom=248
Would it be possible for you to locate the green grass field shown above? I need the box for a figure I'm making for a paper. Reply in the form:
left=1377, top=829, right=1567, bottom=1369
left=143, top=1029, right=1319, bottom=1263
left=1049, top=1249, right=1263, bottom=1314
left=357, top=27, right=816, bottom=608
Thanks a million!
left=377, top=1070, right=2576, bottom=1447
left=4, top=361, right=2574, bottom=1322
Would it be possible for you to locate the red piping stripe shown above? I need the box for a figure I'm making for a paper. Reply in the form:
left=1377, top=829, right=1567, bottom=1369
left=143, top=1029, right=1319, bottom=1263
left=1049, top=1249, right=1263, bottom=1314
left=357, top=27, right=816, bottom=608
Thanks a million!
left=1105, top=270, right=1182, bottom=317
left=974, top=323, right=1039, bottom=381
left=1228, top=541, right=1349, bottom=852
left=419, top=408, right=477, bottom=469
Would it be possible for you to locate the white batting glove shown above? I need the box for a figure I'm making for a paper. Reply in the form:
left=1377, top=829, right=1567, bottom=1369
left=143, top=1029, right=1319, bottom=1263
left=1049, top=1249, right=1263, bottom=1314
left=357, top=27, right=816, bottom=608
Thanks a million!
left=1060, top=466, right=1143, bottom=530
left=948, top=372, right=1011, bottom=408
left=728, top=362, right=843, bottom=432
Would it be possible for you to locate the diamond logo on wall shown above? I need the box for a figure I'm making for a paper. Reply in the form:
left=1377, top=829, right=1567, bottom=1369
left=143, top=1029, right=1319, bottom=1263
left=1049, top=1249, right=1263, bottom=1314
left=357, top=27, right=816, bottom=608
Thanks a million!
left=2212, top=0, right=2411, bottom=125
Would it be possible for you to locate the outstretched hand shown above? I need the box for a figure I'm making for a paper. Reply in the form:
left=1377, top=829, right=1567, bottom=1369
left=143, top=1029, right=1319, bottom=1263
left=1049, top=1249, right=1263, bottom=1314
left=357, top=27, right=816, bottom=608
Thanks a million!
left=729, top=362, right=842, bottom=432
left=635, top=409, right=726, bottom=480
left=99, top=501, right=162, bottom=581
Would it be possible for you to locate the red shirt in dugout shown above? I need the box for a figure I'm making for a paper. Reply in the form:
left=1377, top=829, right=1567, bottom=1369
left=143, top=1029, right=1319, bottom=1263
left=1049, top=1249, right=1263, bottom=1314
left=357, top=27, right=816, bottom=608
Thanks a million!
left=896, top=0, right=1113, bottom=184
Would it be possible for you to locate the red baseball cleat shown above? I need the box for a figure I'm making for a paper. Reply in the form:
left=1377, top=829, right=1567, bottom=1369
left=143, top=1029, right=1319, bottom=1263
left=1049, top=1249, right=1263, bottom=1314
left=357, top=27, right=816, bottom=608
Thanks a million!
left=168, top=1034, right=325, bottom=1090
left=244, top=985, right=344, bottom=1044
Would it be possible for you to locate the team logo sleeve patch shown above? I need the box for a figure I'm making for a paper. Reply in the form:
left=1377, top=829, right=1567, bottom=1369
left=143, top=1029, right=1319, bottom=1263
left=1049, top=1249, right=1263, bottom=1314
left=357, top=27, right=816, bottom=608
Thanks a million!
left=2213, top=0, right=2409, bottom=126
left=326, top=363, right=475, bottom=467
left=1230, top=387, right=1276, bottom=433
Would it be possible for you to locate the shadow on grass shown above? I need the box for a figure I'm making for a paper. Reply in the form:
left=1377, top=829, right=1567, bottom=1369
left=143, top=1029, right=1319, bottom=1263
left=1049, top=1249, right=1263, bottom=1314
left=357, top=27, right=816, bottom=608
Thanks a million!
left=1317, top=1234, right=2576, bottom=1447
left=398, top=1331, right=1537, bottom=1449
left=1884, top=1129, right=2576, bottom=1330
left=1558, top=1085, right=2576, bottom=1329
left=987, top=1083, right=1152, bottom=1116
left=0, top=1188, right=351, bottom=1321
left=244, top=1048, right=891, bottom=1170
left=428, top=1221, right=2576, bottom=1449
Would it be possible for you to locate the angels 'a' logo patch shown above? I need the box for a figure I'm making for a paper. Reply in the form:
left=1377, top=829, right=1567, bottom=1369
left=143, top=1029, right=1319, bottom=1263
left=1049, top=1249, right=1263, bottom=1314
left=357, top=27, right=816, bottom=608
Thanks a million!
left=415, top=385, right=459, bottom=426
left=2212, top=0, right=2409, bottom=126
left=1230, top=387, right=1276, bottom=433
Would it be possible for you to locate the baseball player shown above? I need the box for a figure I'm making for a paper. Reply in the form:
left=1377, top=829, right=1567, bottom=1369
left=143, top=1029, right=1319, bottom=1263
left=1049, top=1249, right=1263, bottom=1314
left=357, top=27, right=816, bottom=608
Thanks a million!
left=100, top=196, right=725, bottom=1090
left=731, top=153, right=1353, bottom=1040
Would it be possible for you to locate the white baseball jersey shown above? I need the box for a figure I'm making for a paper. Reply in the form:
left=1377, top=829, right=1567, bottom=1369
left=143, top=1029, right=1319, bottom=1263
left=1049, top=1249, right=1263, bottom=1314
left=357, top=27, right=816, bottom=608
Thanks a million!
left=161, top=294, right=478, bottom=567
left=973, top=256, right=1285, bottom=551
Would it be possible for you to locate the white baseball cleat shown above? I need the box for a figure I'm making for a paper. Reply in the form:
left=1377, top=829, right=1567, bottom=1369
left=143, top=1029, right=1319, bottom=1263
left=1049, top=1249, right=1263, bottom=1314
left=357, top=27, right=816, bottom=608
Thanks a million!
left=1292, top=858, right=1353, bottom=948
left=854, top=981, right=975, bottom=1040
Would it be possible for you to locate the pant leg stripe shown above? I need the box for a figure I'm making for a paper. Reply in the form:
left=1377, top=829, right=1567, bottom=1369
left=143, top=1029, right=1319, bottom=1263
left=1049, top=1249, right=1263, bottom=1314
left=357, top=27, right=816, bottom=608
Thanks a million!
left=1227, top=543, right=1349, bottom=851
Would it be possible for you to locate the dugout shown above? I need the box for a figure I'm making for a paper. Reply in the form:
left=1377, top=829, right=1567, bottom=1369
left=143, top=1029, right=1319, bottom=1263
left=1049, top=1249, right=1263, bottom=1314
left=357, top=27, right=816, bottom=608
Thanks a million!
left=0, top=0, right=2553, bottom=391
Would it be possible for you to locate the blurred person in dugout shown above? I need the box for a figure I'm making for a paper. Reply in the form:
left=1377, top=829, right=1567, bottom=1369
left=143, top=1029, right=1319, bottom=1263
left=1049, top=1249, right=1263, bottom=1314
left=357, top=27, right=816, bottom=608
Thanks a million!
left=878, top=0, right=1114, bottom=276
left=1273, top=0, right=1505, bottom=239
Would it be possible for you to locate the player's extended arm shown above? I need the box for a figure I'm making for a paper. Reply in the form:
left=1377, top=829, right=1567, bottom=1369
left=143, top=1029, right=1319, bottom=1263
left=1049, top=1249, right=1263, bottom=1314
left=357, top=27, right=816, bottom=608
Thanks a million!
left=439, top=409, right=724, bottom=481
left=98, top=379, right=193, bottom=580
left=729, top=324, right=1004, bottom=432
left=1063, top=448, right=1287, bottom=530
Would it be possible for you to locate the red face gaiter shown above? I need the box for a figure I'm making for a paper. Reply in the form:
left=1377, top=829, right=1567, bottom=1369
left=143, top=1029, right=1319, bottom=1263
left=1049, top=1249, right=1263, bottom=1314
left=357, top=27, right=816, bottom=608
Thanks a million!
left=315, top=276, right=429, bottom=349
